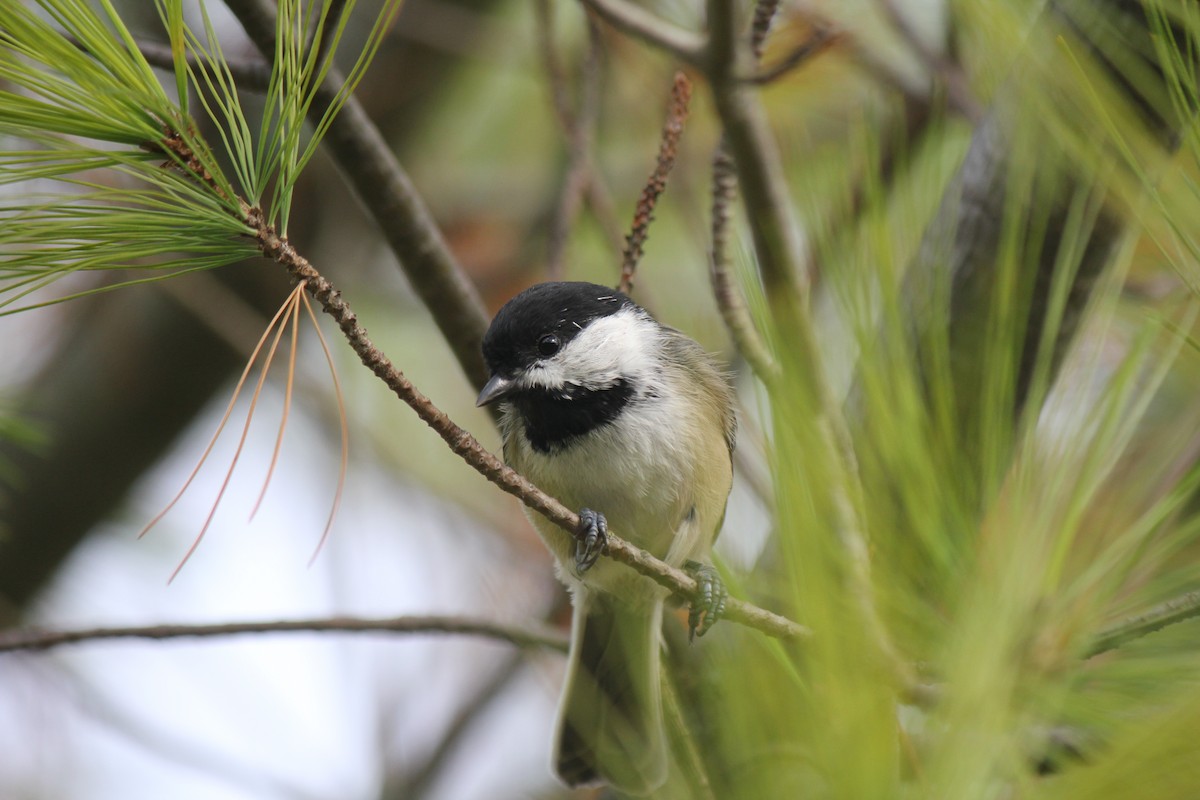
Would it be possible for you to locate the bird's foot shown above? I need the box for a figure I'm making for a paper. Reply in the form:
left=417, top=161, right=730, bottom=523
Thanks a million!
left=684, top=560, right=727, bottom=641
left=574, top=508, right=608, bottom=574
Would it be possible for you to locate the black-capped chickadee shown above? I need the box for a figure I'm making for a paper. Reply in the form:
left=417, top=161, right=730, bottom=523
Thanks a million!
left=477, top=281, right=736, bottom=794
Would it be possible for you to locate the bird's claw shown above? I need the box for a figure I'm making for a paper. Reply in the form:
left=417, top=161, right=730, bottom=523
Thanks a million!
left=574, top=508, right=608, bottom=574
left=684, top=560, right=727, bottom=641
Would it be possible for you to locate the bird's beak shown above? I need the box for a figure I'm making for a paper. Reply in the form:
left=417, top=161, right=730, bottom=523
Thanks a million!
left=476, top=373, right=516, bottom=407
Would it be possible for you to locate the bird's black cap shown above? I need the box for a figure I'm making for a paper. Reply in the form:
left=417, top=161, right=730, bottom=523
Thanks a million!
left=481, top=282, right=634, bottom=377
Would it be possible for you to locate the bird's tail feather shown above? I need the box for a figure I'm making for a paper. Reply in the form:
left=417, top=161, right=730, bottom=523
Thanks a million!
left=554, top=593, right=667, bottom=795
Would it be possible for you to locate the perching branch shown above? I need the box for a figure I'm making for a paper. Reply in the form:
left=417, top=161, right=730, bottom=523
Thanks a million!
left=539, top=0, right=593, bottom=279
left=0, top=615, right=567, bottom=654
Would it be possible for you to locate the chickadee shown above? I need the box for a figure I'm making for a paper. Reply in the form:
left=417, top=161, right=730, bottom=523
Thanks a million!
left=477, top=281, right=735, bottom=794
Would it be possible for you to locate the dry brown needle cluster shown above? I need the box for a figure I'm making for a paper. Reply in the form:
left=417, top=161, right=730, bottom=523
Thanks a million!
left=617, top=71, right=693, bottom=295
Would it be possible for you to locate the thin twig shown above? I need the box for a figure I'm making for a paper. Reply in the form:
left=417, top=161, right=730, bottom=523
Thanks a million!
left=547, top=143, right=592, bottom=281
left=577, top=0, right=706, bottom=66
left=538, top=0, right=578, bottom=137
left=746, top=24, right=842, bottom=85
left=709, top=145, right=779, bottom=381
left=573, top=22, right=627, bottom=264
left=1087, top=590, right=1200, bottom=658
left=0, top=615, right=568, bottom=654
left=618, top=71, right=692, bottom=295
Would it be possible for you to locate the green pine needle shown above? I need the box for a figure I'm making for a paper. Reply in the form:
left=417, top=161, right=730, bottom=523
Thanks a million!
left=0, top=0, right=404, bottom=307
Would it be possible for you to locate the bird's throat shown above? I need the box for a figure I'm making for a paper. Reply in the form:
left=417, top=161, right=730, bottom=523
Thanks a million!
left=511, top=379, right=635, bottom=453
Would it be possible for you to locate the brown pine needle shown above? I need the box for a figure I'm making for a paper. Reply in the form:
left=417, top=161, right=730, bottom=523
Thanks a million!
left=249, top=282, right=304, bottom=522
left=142, top=278, right=348, bottom=578
left=138, top=286, right=300, bottom=543
left=167, top=284, right=303, bottom=583
left=300, top=288, right=349, bottom=566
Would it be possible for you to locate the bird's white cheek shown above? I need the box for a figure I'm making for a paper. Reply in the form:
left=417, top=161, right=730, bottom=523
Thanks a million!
left=523, top=309, right=661, bottom=392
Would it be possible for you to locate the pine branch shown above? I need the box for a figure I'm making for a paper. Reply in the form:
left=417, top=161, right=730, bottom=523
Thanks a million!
left=0, top=615, right=568, bottom=653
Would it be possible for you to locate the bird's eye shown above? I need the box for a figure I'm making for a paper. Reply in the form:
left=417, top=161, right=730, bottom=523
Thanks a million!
left=537, top=334, right=560, bottom=357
